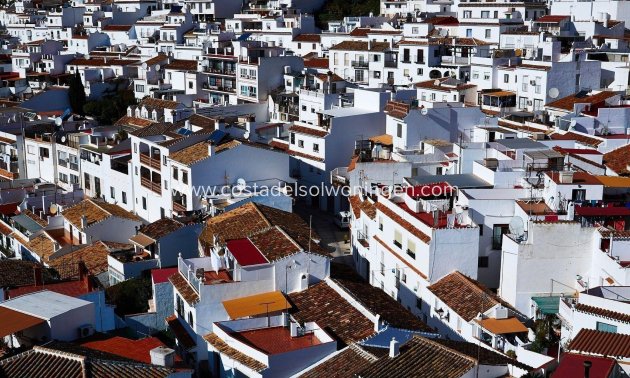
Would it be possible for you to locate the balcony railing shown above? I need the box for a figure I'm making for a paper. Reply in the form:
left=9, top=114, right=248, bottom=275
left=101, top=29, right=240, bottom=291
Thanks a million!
left=331, top=167, right=349, bottom=186
left=351, top=60, right=369, bottom=68
left=442, top=56, right=470, bottom=65
left=58, top=159, right=68, bottom=168
left=384, top=60, right=397, bottom=68
left=141, top=177, right=161, bottom=194
left=173, top=201, right=186, bottom=212
left=140, top=153, right=161, bottom=170
left=178, top=257, right=201, bottom=294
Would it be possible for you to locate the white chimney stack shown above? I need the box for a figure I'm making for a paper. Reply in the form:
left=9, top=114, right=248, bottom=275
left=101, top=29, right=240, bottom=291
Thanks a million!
left=150, top=346, right=175, bottom=367
left=389, top=337, right=400, bottom=358
left=81, top=215, right=88, bottom=229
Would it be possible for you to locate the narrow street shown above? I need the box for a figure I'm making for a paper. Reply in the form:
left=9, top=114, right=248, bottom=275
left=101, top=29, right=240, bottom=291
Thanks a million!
left=293, top=201, right=351, bottom=259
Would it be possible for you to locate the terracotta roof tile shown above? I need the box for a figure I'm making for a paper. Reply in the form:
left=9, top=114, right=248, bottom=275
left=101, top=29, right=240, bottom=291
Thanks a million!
left=549, top=131, right=604, bottom=147
left=139, top=97, right=180, bottom=110
left=0, top=260, right=54, bottom=288
left=303, top=57, right=329, bottom=69
left=169, top=273, right=199, bottom=305
left=139, top=218, right=184, bottom=240
left=569, top=329, right=630, bottom=357
left=289, top=125, right=327, bottom=138
left=348, top=195, right=376, bottom=220
left=293, top=34, right=321, bottom=42
left=248, top=227, right=301, bottom=262
left=114, top=115, right=156, bottom=128
left=169, top=141, right=210, bottom=166
left=102, top=24, right=132, bottom=32
left=48, top=241, right=111, bottom=276
left=61, top=199, right=141, bottom=230
left=330, top=41, right=391, bottom=52
left=375, top=201, right=431, bottom=243
left=358, top=336, right=476, bottom=378
left=204, top=333, right=267, bottom=372
left=574, top=303, right=630, bottom=323
left=535, top=15, right=570, bottom=23
left=288, top=281, right=376, bottom=345
left=299, top=345, right=377, bottom=378
left=26, top=233, right=56, bottom=262
left=164, top=59, right=197, bottom=71
left=603, top=144, right=630, bottom=176
left=331, top=263, right=433, bottom=331
left=546, top=91, right=618, bottom=112
left=428, top=271, right=517, bottom=321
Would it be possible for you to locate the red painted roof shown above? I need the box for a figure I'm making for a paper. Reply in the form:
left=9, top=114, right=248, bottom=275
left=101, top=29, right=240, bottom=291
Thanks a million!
left=226, top=238, right=269, bottom=267
left=0, top=202, right=20, bottom=216
left=228, top=326, right=321, bottom=355
left=535, top=15, right=570, bottom=23
left=152, top=267, right=178, bottom=284
left=575, top=206, right=630, bottom=216
left=553, top=353, right=615, bottom=378
left=81, top=336, right=182, bottom=364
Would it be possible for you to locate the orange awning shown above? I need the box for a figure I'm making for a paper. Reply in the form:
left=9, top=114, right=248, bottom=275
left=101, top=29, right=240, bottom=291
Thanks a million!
left=222, top=291, right=290, bottom=320
left=0, top=306, right=45, bottom=337
left=369, top=134, right=393, bottom=146
left=475, top=317, right=528, bottom=335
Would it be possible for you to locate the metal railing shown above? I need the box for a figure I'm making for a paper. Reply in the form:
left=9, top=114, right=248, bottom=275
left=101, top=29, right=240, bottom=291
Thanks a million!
left=351, top=60, right=369, bottom=68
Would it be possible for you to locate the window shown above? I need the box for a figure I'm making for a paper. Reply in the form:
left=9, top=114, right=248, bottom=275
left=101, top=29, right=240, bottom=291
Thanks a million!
left=522, top=75, right=529, bottom=91
left=481, top=11, right=490, bottom=18
left=504, top=74, right=509, bottom=83
left=164, top=180, right=168, bottom=190
left=394, top=230, right=402, bottom=248
left=135, top=84, right=145, bottom=92
left=403, top=69, right=409, bottom=77
left=172, top=167, right=178, bottom=180
left=417, top=68, right=423, bottom=75
left=27, top=145, right=35, bottom=154
left=472, top=71, right=479, bottom=79
left=182, top=171, right=188, bottom=184
left=572, top=189, right=586, bottom=202
left=374, top=71, right=381, bottom=79
left=298, top=140, right=304, bottom=148
left=485, top=29, right=491, bottom=39
left=478, top=256, right=489, bottom=268
left=596, top=322, right=617, bottom=333
left=313, top=143, right=319, bottom=152
left=290, top=133, right=295, bottom=144
left=379, top=217, right=383, bottom=231
left=188, top=81, right=193, bottom=89
left=416, top=297, right=422, bottom=310
left=397, top=123, right=402, bottom=138
left=466, top=29, right=472, bottom=37
left=142, top=197, right=147, bottom=210
left=463, top=10, right=472, bottom=18
left=407, top=240, right=416, bottom=259
left=483, top=72, right=490, bottom=80
left=122, top=191, right=127, bottom=204
left=110, top=186, right=115, bottom=199
left=492, top=224, right=509, bottom=250
left=39, top=147, right=49, bottom=158
left=84, top=172, right=90, bottom=189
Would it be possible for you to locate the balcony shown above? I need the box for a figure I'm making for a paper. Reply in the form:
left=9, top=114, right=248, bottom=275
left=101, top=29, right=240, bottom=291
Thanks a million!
left=384, top=60, right=397, bottom=68
left=58, top=159, right=68, bottom=168
left=441, top=56, right=470, bottom=65
left=140, top=153, right=161, bottom=170
left=173, top=200, right=186, bottom=213
left=357, top=230, right=369, bottom=249
left=203, top=67, right=236, bottom=76
left=202, top=83, right=236, bottom=93
left=351, top=60, right=369, bottom=69
left=331, top=167, right=349, bottom=186
left=141, top=177, right=161, bottom=194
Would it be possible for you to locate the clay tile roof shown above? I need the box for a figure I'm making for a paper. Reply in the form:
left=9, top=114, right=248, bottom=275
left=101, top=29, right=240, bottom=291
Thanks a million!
left=330, top=41, right=391, bottom=52
left=248, top=227, right=301, bottom=261
left=204, top=333, right=267, bottom=372
left=546, top=91, right=618, bottom=112
left=26, top=233, right=56, bottom=262
left=139, top=218, right=184, bottom=240
left=114, top=115, right=156, bottom=128
left=188, top=114, right=215, bottom=129
left=316, top=73, right=344, bottom=82
left=535, top=15, right=570, bottom=23
left=569, top=328, right=630, bottom=357
left=574, top=303, right=630, bottom=323
left=293, top=33, right=321, bottom=42
left=288, top=281, right=376, bottom=345
left=348, top=195, right=376, bottom=220
left=299, top=344, right=378, bottom=378
left=349, top=28, right=401, bottom=37
left=61, top=199, right=141, bottom=230
left=375, top=202, right=431, bottom=243
left=102, top=24, right=132, bottom=31
left=427, top=271, right=516, bottom=321
left=289, top=124, right=328, bottom=138
left=303, top=57, right=329, bottom=69
left=358, top=336, right=476, bottom=378
left=164, top=59, right=197, bottom=71
left=415, top=77, right=476, bottom=91
left=0, top=260, right=52, bottom=288
left=199, top=203, right=324, bottom=255
left=169, top=273, right=199, bottom=305
left=422, top=16, right=459, bottom=25
left=169, top=141, right=210, bottom=166
left=48, top=241, right=110, bottom=276
left=144, top=53, right=168, bottom=66
left=330, top=263, right=433, bottom=332
left=549, top=131, right=604, bottom=147
left=81, top=336, right=181, bottom=365
left=603, top=144, right=630, bottom=176
left=139, top=97, right=180, bottom=110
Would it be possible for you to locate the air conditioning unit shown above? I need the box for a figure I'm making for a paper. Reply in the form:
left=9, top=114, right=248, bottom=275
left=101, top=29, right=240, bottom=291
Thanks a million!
left=78, top=324, right=95, bottom=338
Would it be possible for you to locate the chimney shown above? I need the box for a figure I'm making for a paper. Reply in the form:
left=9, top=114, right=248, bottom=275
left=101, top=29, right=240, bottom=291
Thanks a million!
left=368, top=39, right=371, bottom=50
left=33, top=266, right=43, bottom=286
left=81, top=215, right=88, bottom=229
left=185, top=119, right=191, bottom=130
left=208, top=142, right=216, bottom=156
left=78, top=261, right=93, bottom=291
left=584, top=360, right=592, bottom=378
left=150, top=346, right=175, bottom=368
left=389, top=337, right=400, bottom=358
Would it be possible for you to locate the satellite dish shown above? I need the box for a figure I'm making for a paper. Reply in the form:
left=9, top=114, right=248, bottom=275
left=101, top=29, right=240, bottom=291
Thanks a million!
left=243, top=131, right=250, bottom=139
left=509, top=216, right=525, bottom=240
left=49, top=203, right=58, bottom=215
left=60, top=135, right=67, bottom=143
left=54, top=117, right=63, bottom=126
left=548, top=87, right=560, bottom=99
left=420, top=108, right=428, bottom=116
left=433, top=79, right=440, bottom=86
left=236, top=178, right=246, bottom=189
left=154, top=64, right=161, bottom=71
left=141, top=62, right=147, bottom=69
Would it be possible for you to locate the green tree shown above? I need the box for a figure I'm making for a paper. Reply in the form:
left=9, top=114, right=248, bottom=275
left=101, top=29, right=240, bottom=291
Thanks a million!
left=68, top=72, right=87, bottom=116
left=105, top=276, right=152, bottom=316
